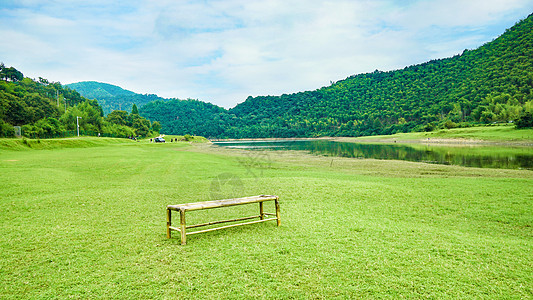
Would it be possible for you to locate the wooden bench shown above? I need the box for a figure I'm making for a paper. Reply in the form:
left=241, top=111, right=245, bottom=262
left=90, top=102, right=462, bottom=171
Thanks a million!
left=166, top=195, right=280, bottom=245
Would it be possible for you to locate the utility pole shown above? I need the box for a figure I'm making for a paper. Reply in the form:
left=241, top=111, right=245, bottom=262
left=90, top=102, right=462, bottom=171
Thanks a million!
left=56, top=90, right=59, bottom=107
left=76, top=116, right=82, bottom=136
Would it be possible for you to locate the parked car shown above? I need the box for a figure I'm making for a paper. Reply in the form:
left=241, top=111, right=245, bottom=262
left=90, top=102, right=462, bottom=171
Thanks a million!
left=154, top=137, right=165, bottom=143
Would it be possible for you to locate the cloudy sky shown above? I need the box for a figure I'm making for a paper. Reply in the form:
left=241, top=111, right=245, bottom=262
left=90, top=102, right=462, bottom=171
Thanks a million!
left=1, top=1, right=532, bottom=108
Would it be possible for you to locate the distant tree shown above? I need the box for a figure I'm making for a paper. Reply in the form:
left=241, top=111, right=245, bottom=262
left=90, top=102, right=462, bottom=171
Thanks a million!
left=131, top=104, right=139, bottom=115
left=101, top=122, right=135, bottom=138
left=444, top=120, right=458, bottom=129
left=515, top=112, right=533, bottom=128
left=76, top=100, right=104, bottom=132
left=151, top=121, right=162, bottom=133
left=106, top=110, right=129, bottom=126
left=0, top=65, right=23, bottom=82
left=423, top=123, right=436, bottom=132
left=480, top=111, right=496, bottom=124
left=132, top=118, right=150, bottom=136
left=0, top=119, right=14, bottom=137
left=23, top=117, right=63, bottom=138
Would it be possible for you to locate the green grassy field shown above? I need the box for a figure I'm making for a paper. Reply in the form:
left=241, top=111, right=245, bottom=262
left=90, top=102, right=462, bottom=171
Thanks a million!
left=1, top=137, right=532, bottom=298
left=341, top=125, right=533, bottom=144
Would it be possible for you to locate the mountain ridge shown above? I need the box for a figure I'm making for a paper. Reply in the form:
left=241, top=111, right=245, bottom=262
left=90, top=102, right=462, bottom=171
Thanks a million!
left=66, top=81, right=137, bottom=98
left=66, top=81, right=168, bottom=115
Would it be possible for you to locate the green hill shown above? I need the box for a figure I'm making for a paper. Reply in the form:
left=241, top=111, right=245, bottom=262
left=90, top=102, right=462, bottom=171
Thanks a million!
left=140, top=99, right=228, bottom=138
left=140, top=13, right=533, bottom=138
left=66, top=81, right=137, bottom=98
left=224, top=13, right=533, bottom=138
left=66, top=81, right=167, bottom=115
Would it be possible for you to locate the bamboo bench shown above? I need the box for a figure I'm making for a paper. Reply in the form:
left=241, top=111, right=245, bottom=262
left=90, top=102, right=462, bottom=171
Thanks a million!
left=166, top=195, right=280, bottom=245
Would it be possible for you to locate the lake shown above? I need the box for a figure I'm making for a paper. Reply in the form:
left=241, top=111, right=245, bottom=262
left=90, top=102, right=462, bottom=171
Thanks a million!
left=213, top=140, right=533, bottom=170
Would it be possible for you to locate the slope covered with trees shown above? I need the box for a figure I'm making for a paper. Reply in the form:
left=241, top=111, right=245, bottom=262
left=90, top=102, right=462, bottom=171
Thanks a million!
left=66, top=81, right=168, bottom=115
left=224, top=13, right=533, bottom=138
left=139, top=13, right=533, bottom=138
left=140, top=99, right=228, bottom=138
left=0, top=68, right=157, bottom=138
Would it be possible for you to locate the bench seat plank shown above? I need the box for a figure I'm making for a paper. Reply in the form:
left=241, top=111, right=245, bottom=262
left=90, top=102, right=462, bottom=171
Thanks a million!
left=167, top=195, right=278, bottom=211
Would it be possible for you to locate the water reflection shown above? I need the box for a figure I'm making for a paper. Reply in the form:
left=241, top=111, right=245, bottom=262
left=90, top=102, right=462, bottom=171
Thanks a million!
left=213, top=140, right=533, bottom=170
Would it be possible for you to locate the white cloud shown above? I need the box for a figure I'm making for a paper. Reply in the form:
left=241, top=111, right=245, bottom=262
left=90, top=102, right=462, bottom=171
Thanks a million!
left=1, top=0, right=532, bottom=108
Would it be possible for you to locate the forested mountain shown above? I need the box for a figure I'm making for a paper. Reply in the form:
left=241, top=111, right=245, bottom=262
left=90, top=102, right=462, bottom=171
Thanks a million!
left=66, top=81, right=167, bottom=115
left=227, top=12, right=533, bottom=138
left=0, top=67, right=157, bottom=138
left=140, top=13, right=533, bottom=138
left=140, top=99, right=228, bottom=138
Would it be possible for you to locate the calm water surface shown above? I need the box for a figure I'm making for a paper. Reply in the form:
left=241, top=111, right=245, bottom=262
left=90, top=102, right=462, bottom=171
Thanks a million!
left=213, top=140, right=533, bottom=170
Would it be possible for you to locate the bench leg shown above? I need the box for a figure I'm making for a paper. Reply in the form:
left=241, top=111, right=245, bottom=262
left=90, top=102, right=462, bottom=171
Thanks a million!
left=275, top=197, right=281, bottom=226
left=259, top=202, right=264, bottom=220
left=166, top=208, right=172, bottom=239
left=180, top=209, right=187, bottom=245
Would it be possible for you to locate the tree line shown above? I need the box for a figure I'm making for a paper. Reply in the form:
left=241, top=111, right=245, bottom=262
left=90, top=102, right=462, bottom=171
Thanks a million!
left=0, top=68, right=160, bottom=138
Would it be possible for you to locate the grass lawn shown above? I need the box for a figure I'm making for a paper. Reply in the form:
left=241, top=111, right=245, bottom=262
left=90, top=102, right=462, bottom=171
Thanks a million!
left=341, top=125, right=533, bottom=144
left=0, top=137, right=532, bottom=298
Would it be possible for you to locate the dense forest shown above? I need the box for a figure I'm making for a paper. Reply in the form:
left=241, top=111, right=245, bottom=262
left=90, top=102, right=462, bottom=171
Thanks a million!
left=137, top=13, right=533, bottom=138
left=66, top=81, right=168, bottom=115
left=140, top=99, right=228, bottom=138
left=0, top=65, right=158, bottom=138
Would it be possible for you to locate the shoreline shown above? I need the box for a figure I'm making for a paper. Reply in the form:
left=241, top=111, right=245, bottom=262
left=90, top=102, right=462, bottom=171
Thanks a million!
left=209, top=136, right=533, bottom=147
left=337, top=137, right=533, bottom=147
left=209, top=137, right=336, bottom=142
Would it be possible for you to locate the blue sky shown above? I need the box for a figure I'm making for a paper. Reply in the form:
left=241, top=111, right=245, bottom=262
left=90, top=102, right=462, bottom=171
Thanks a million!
left=1, top=0, right=532, bottom=108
